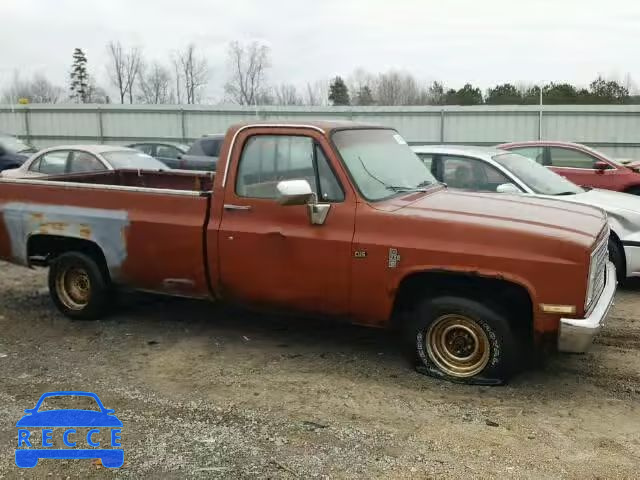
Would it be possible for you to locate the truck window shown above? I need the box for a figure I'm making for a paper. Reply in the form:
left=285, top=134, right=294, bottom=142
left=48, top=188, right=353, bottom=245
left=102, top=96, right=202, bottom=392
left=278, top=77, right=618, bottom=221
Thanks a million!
left=236, top=135, right=318, bottom=199
left=315, top=144, right=344, bottom=202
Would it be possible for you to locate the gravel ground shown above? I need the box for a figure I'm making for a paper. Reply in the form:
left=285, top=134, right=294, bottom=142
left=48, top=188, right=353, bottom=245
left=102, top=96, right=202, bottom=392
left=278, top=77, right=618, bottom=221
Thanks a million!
left=0, top=261, right=639, bottom=479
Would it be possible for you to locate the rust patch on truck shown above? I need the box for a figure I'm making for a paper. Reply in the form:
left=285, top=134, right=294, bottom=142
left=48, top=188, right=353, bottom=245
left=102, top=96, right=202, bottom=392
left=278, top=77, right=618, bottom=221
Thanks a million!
left=1, top=202, right=129, bottom=277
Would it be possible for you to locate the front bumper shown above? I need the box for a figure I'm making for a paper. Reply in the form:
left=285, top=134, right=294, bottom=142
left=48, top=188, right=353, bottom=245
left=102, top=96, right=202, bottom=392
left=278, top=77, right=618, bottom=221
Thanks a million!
left=558, top=261, right=617, bottom=353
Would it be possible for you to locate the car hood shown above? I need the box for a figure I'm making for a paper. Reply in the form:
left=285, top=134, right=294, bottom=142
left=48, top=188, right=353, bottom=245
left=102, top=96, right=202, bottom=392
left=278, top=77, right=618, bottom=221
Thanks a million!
left=16, top=410, right=123, bottom=427
left=379, top=189, right=606, bottom=248
left=546, top=188, right=640, bottom=214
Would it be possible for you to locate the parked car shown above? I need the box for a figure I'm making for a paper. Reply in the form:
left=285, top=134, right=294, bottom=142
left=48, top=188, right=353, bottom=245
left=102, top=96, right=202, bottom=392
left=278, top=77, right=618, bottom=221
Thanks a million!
left=498, top=141, right=640, bottom=194
left=178, top=134, right=224, bottom=171
left=1, top=145, right=167, bottom=179
left=0, top=133, right=37, bottom=171
left=413, top=144, right=640, bottom=281
left=0, top=121, right=615, bottom=384
left=126, top=142, right=189, bottom=169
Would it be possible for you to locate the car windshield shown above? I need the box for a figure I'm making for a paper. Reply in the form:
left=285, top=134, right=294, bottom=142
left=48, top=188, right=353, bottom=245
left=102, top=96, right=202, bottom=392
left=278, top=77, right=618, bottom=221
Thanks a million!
left=102, top=150, right=167, bottom=170
left=333, top=129, right=438, bottom=201
left=493, top=153, right=584, bottom=195
left=0, top=135, right=35, bottom=153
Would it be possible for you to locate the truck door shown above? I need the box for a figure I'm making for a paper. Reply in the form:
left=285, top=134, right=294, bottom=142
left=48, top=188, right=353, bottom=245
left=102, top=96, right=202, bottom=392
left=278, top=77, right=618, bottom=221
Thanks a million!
left=217, top=128, right=355, bottom=316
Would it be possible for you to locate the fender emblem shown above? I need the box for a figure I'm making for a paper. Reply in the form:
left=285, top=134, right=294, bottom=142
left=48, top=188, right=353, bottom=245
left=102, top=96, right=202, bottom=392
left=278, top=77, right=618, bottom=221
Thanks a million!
left=388, top=248, right=401, bottom=268
left=354, top=249, right=367, bottom=258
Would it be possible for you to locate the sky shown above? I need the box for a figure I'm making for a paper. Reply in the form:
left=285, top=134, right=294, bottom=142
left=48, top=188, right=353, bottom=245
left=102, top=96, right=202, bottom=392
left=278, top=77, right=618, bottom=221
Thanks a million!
left=1, top=0, right=639, bottom=102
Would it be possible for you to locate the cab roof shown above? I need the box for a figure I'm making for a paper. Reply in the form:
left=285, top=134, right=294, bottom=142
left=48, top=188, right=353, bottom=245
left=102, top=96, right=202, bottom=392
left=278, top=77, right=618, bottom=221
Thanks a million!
left=231, top=120, right=385, bottom=133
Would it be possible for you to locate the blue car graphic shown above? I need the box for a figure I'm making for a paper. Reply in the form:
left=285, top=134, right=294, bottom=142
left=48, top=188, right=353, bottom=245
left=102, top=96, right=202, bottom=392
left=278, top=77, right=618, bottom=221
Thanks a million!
left=15, top=391, right=123, bottom=468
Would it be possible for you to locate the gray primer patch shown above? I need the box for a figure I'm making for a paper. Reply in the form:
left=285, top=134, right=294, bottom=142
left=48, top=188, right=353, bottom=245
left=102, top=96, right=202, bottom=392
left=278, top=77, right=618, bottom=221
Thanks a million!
left=1, top=202, right=129, bottom=276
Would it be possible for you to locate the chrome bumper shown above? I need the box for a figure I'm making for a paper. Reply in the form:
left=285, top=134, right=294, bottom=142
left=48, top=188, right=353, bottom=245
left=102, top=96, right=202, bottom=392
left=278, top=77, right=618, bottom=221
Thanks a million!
left=558, top=261, right=617, bottom=353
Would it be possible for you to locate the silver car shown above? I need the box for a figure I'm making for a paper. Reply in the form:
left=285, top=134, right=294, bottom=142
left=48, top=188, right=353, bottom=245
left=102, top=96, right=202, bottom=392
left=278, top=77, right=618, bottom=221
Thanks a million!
left=0, top=145, right=167, bottom=179
left=412, top=145, right=640, bottom=281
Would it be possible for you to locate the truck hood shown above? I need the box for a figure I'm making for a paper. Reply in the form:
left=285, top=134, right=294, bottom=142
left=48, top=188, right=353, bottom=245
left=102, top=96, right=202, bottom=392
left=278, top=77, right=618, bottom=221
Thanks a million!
left=379, top=189, right=606, bottom=247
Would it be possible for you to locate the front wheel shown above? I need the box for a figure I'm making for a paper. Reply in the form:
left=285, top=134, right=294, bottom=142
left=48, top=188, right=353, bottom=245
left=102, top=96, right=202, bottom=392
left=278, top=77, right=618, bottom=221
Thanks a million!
left=405, top=296, right=518, bottom=384
left=48, top=252, right=112, bottom=320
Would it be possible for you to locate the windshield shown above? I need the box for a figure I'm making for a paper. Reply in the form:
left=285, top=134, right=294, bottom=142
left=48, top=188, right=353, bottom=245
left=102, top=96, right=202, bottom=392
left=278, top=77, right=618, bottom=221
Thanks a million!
left=493, top=153, right=584, bottom=195
left=102, top=150, right=167, bottom=170
left=0, top=135, right=35, bottom=154
left=333, top=129, right=438, bottom=201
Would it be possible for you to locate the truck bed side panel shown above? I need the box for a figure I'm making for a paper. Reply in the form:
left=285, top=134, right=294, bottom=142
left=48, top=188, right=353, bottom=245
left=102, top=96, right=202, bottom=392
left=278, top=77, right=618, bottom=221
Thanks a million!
left=0, top=182, right=211, bottom=298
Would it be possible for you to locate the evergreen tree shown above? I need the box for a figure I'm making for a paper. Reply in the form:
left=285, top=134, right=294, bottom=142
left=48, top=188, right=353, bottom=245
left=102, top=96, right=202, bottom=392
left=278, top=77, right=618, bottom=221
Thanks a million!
left=356, top=85, right=374, bottom=105
left=70, top=48, right=90, bottom=103
left=328, top=76, right=350, bottom=105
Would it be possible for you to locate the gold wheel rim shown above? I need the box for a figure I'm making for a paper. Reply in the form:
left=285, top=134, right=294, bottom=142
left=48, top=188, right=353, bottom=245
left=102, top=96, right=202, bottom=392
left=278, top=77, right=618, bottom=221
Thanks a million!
left=425, top=314, right=491, bottom=378
left=56, top=267, right=91, bottom=310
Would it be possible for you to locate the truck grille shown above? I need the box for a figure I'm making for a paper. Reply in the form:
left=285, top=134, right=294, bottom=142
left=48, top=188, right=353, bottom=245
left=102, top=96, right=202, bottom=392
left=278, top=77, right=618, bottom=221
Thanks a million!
left=586, top=232, right=609, bottom=312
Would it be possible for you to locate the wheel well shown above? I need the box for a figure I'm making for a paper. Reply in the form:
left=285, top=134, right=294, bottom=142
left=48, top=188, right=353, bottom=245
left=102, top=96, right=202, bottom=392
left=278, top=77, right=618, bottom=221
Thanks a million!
left=392, top=271, right=533, bottom=339
left=608, top=230, right=626, bottom=276
left=26, top=235, right=110, bottom=279
left=624, top=185, right=640, bottom=194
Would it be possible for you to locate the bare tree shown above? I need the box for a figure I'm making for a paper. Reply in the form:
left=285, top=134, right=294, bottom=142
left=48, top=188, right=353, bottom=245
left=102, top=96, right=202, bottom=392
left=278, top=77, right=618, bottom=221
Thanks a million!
left=274, top=83, right=302, bottom=105
left=106, top=41, right=142, bottom=104
left=374, top=70, right=427, bottom=105
left=304, top=79, right=329, bottom=106
left=175, top=44, right=208, bottom=104
left=348, top=68, right=376, bottom=105
left=224, top=41, right=270, bottom=106
left=138, top=62, right=173, bottom=104
left=1, top=71, right=63, bottom=103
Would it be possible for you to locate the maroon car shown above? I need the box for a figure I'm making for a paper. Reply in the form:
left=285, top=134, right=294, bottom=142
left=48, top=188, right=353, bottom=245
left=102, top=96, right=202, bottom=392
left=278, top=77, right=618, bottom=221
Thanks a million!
left=498, top=141, right=640, bottom=195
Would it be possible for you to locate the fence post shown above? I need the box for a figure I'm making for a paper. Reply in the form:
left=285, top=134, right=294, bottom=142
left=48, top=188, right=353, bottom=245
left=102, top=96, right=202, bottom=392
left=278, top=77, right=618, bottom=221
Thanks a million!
left=97, top=107, right=104, bottom=144
left=180, top=108, right=187, bottom=143
left=538, top=107, right=543, bottom=140
left=440, top=109, right=445, bottom=143
left=24, top=107, right=31, bottom=144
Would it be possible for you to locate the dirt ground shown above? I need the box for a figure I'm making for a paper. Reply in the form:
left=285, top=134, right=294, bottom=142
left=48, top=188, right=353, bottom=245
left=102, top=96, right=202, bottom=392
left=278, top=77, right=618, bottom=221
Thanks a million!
left=0, top=261, right=638, bottom=479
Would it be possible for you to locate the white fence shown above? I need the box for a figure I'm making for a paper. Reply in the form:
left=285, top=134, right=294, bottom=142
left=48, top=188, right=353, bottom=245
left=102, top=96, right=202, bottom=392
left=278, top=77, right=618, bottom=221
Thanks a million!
left=2, top=104, right=640, bottom=159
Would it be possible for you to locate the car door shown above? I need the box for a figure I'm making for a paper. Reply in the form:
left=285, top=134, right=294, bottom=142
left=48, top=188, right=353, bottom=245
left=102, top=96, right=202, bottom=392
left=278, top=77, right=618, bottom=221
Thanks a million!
left=68, top=150, right=109, bottom=174
left=439, top=155, right=513, bottom=192
left=27, top=150, right=72, bottom=177
left=155, top=144, right=183, bottom=169
left=217, top=129, right=355, bottom=316
left=547, top=146, right=617, bottom=189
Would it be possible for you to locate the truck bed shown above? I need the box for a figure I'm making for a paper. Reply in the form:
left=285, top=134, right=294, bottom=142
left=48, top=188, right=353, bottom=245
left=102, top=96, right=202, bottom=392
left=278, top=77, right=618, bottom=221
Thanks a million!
left=33, top=169, right=215, bottom=193
left=0, top=169, right=215, bottom=298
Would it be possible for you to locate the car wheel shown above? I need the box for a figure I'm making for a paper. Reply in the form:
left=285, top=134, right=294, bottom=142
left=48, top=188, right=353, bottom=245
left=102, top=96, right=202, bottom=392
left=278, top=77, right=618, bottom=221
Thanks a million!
left=625, top=186, right=640, bottom=196
left=48, top=252, right=112, bottom=320
left=608, top=238, right=626, bottom=283
left=406, top=296, right=517, bottom=384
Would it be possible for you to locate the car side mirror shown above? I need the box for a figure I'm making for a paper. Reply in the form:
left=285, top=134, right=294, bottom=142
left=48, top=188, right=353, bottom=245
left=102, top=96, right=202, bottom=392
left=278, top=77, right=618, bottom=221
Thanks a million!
left=277, top=179, right=315, bottom=205
left=496, top=182, right=521, bottom=194
left=276, top=179, right=330, bottom=225
left=594, top=161, right=609, bottom=172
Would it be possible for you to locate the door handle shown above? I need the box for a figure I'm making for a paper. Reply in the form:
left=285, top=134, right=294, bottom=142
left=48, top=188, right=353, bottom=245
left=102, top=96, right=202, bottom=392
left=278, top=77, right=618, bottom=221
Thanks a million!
left=224, top=204, right=252, bottom=211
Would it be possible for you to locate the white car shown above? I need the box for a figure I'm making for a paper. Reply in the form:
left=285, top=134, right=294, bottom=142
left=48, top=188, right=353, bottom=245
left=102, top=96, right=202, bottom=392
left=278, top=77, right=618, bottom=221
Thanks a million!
left=0, top=145, right=167, bottom=179
left=412, top=144, right=640, bottom=281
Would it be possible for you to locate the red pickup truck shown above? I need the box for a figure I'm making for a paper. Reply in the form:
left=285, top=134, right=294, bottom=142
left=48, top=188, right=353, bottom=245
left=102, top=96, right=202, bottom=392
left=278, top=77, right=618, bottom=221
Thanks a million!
left=0, top=121, right=616, bottom=384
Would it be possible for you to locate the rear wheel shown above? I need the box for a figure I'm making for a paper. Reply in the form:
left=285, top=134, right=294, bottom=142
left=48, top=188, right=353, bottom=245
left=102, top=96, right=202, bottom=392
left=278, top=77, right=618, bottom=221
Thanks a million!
left=405, top=296, right=517, bottom=384
left=48, top=252, right=112, bottom=320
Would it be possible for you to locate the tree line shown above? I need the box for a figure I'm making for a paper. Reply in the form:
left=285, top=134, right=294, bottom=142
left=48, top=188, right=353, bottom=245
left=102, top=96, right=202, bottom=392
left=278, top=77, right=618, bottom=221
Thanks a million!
left=1, top=40, right=638, bottom=106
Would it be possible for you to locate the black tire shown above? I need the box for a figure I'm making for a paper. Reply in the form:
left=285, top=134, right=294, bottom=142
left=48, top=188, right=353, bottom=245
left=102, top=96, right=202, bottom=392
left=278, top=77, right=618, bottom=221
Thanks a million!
left=48, top=252, right=111, bottom=320
left=608, top=237, right=626, bottom=283
left=626, top=186, right=640, bottom=196
left=404, top=296, right=517, bottom=384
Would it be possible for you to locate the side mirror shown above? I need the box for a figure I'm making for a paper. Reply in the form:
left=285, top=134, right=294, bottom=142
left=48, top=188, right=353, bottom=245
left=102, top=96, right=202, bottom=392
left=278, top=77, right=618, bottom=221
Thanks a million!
left=276, top=179, right=330, bottom=225
left=594, top=161, right=609, bottom=172
left=496, top=182, right=521, bottom=194
left=277, top=179, right=314, bottom=206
